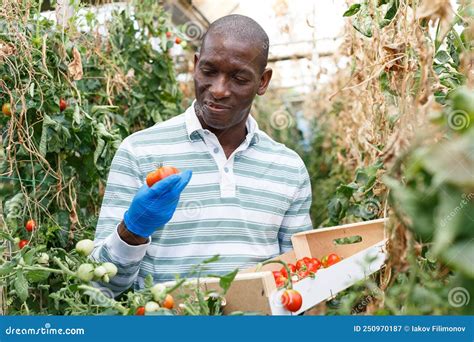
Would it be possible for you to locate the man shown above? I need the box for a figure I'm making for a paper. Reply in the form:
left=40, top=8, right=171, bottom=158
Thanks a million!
left=93, top=14, right=312, bottom=295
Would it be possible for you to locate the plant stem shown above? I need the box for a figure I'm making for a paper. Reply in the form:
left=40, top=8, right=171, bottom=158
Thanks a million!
left=258, top=260, right=293, bottom=289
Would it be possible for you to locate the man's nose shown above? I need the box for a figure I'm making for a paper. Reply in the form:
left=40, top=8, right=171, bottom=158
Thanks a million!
left=209, top=75, right=231, bottom=100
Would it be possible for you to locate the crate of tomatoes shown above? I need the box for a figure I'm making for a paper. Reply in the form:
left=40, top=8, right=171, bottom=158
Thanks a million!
left=215, top=218, right=388, bottom=315
left=161, top=218, right=387, bottom=315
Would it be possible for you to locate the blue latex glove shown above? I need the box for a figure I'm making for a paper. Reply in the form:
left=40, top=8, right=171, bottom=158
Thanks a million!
left=123, top=170, right=192, bottom=238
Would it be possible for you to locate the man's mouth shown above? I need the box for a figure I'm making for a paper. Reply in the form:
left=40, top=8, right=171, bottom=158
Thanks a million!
left=205, top=101, right=231, bottom=113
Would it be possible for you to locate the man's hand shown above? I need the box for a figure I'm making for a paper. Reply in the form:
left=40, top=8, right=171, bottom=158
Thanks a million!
left=123, top=170, right=192, bottom=238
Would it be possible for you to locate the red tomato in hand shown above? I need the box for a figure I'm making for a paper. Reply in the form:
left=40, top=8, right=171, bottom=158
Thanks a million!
left=322, top=253, right=341, bottom=268
left=25, top=219, right=36, bottom=232
left=18, top=239, right=28, bottom=249
left=146, top=166, right=180, bottom=187
left=281, top=289, right=303, bottom=312
left=135, top=306, right=145, bottom=315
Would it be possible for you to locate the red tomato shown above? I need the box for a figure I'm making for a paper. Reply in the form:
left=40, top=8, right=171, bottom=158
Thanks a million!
left=162, top=294, right=174, bottom=310
left=275, top=275, right=287, bottom=288
left=25, top=219, right=36, bottom=232
left=273, top=271, right=286, bottom=288
left=306, top=262, right=319, bottom=274
left=303, top=257, right=311, bottom=264
left=166, top=31, right=172, bottom=38
left=310, top=257, right=322, bottom=270
left=280, top=263, right=296, bottom=278
left=135, top=306, right=145, bottom=315
left=298, top=269, right=309, bottom=279
left=146, top=166, right=180, bottom=187
left=295, top=259, right=306, bottom=270
left=322, top=253, right=341, bottom=268
left=175, top=37, right=182, bottom=44
left=59, top=98, right=67, bottom=112
left=18, top=239, right=28, bottom=249
left=281, top=289, right=303, bottom=312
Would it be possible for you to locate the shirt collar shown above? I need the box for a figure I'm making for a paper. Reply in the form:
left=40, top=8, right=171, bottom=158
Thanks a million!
left=185, top=100, right=260, bottom=145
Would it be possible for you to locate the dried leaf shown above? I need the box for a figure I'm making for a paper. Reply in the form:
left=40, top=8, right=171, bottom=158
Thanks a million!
left=68, top=47, right=83, bottom=81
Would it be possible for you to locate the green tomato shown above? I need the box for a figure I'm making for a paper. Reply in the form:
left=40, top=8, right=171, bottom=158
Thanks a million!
left=94, top=265, right=107, bottom=279
left=145, top=301, right=160, bottom=313
left=151, top=283, right=166, bottom=302
left=38, top=253, right=49, bottom=265
left=102, top=262, right=118, bottom=278
left=77, top=263, right=95, bottom=282
left=75, top=239, right=95, bottom=256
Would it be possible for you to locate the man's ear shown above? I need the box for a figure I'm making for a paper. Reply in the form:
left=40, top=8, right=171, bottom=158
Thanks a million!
left=257, top=67, right=272, bottom=96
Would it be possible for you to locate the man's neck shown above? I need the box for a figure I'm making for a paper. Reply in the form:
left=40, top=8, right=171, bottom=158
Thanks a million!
left=197, top=114, right=248, bottom=158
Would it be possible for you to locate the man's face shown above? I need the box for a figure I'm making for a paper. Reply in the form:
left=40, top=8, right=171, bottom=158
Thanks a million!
left=194, top=33, right=272, bottom=131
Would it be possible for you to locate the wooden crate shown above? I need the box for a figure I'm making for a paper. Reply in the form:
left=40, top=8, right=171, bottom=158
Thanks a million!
left=166, top=218, right=388, bottom=315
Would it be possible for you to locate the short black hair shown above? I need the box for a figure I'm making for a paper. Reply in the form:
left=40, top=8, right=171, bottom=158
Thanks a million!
left=200, top=14, right=269, bottom=73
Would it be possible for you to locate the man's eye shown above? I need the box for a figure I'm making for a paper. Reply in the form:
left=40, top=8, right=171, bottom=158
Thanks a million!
left=201, top=68, right=216, bottom=75
left=234, top=76, right=249, bottom=83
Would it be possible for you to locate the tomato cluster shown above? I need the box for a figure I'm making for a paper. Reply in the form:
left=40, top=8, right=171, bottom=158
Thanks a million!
left=17, top=219, right=37, bottom=249
left=272, top=253, right=342, bottom=288
left=165, top=31, right=183, bottom=45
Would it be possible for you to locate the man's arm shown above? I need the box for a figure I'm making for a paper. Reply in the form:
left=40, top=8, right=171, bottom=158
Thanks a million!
left=91, top=137, right=192, bottom=297
left=278, top=163, right=313, bottom=253
left=91, top=137, right=150, bottom=296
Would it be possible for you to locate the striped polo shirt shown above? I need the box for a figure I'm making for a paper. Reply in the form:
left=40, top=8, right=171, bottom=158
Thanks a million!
left=92, top=102, right=313, bottom=295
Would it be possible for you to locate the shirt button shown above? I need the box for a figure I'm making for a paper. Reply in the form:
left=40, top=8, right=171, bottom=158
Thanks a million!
left=213, top=147, right=219, bottom=153
left=224, top=167, right=229, bottom=173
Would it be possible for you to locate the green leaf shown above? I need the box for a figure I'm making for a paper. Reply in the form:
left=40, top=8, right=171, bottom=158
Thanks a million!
left=343, top=3, right=361, bottom=17
left=218, top=268, right=238, bottom=294
left=0, top=261, right=14, bottom=276
left=144, top=274, right=154, bottom=288
left=14, top=271, right=29, bottom=302
left=435, top=50, right=451, bottom=64
left=26, top=270, right=51, bottom=283
left=203, top=255, right=220, bottom=264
